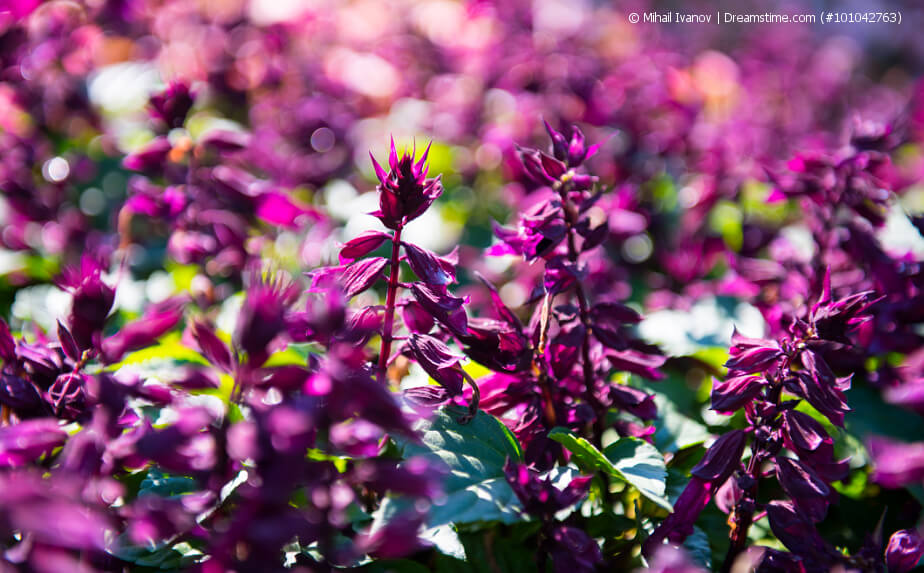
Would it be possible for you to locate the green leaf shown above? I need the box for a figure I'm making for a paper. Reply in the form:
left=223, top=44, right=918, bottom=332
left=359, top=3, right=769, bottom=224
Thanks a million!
left=584, top=512, right=635, bottom=538
left=374, top=405, right=526, bottom=539
left=108, top=333, right=210, bottom=370
left=111, top=534, right=204, bottom=570
left=649, top=394, right=710, bottom=454
left=263, top=343, right=313, bottom=367
left=845, top=383, right=924, bottom=443
left=139, top=468, right=198, bottom=499
left=548, top=428, right=671, bottom=511
left=604, top=438, right=671, bottom=511
left=547, top=427, right=615, bottom=475
left=420, top=525, right=465, bottom=561
left=683, top=526, right=712, bottom=570
left=452, top=529, right=539, bottom=573
left=357, top=559, right=433, bottom=573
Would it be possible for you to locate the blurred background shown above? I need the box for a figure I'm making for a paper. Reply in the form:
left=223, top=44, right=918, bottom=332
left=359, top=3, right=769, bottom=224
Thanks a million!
left=1, top=0, right=923, bottom=321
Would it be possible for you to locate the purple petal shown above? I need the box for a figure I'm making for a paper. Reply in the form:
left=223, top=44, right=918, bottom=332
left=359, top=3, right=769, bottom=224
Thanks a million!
left=409, top=283, right=468, bottom=337
left=256, top=191, right=311, bottom=229
left=401, top=300, right=435, bottom=334
left=122, top=137, right=172, bottom=172
left=0, top=318, right=15, bottom=363
left=102, top=297, right=185, bottom=364
left=0, top=419, right=67, bottom=467
left=691, top=430, right=747, bottom=482
left=710, top=375, right=765, bottom=412
left=339, top=230, right=391, bottom=264
left=867, top=437, right=924, bottom=488
left=190, top=320, right=233, bottom=371
left=886, top=529, right=924, bottom=573
left=406, top=334, right=464, bottom=395
left=775, top=456, right=833, bottom=523
left=605, top=349, right=666, bottom=380
left=340, top=257, right=388, bottom=298
left=644, top=476, right=712, bottom=555
left=403, top=242, right=454, bottom=286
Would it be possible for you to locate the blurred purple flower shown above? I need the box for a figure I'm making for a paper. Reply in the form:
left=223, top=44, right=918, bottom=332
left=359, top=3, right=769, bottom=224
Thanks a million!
left=885, top=529, right=924, bottom=573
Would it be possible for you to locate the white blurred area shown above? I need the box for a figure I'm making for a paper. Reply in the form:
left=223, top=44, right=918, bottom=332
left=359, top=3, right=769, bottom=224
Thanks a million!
left=323, top=178, right=462, bottom=256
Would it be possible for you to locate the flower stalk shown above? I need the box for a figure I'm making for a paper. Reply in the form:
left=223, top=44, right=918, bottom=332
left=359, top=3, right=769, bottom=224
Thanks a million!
left=378, top=226, right=403, bottom=384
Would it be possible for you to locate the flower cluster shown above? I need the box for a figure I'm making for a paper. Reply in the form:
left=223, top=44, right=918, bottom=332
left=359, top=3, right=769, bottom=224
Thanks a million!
left=642, top=272, right=924, bottom=571
left=484, top=122, right=664, bottom=468
left=0, top=1, right=922, bottom=571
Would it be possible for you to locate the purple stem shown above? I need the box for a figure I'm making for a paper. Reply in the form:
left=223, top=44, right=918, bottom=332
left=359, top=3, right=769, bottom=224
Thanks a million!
left=560, top=188, right=606, bottom=444
left=377, top=226, right=403, bottom=383
left=720, top=351, right=792, bottom=573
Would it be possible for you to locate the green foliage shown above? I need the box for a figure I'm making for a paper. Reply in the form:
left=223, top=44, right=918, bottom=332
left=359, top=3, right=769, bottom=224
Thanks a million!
left=374, top=405, right=527, bottom=548
left=139, top=468, right=198, bottom=499
left=548, top=427, right=671, bottom=510
left=111, top=537, right=205, bottom=570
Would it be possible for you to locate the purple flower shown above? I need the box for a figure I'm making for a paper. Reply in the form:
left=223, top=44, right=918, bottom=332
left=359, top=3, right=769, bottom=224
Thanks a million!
left=543, top=121, right=600, bottom=168
left=402, top=242, right=456, bottom=286
left=782, top=410, right=849, bottom=483
left=808, top=287, right=876, bottom=346
left=765, top=501, right=840, bottom=569
left=332, top=259, right=386, bottom=300
left=0, top=318, right=15, bottom=363
left=642, top=545, right=709, bottom=573
left=867, top=437, right=924, bottom=488
left=149, top=80, right=195, bottom=129
left=711, top=374, right=765, bottom=413
left=0, top=419, right=67, bottom=467
left=370, top=138, right=443, bottom=230
left=409, top=282, right=468, bottom=337
left=101, top=297, right=185, bottom=364
left=401, top=300, right=435, bottom=334
left=46, top=372, right=88, bottom=420
left=190, top=319, right=233, bottom=372
left=589, top=301, right=641, bottom=351
left=134, top=407, right=217, bottom=474
left=548, top=525, right=603, bottom=573
left=691, top=430, right=748, bottom=483
left=504, top=460, right=592, bottom=518
left=234, top=270, right=299, bottom=362
left=0, top=472, right=114, bottom=553
left=775, top=456, right=834, bottom=523
left=122, top=136, right=173, bottom=172
left=406, top=334, right=464, bottom=396
left=885, top=529, right=924, bottom=573
left=339, top=230, right=391, bottom=264
left=884, top=379, right=924, bottom=416
left=724, top=331, right=781, bottom=374
left=785, top=350, right=850, bottom=428
left=56, top=256, right=115, bottom=350
left=605, top=349, right=667, bottom=381
left=608, top=384, right=657, bottom=420
left=355, top=510, right=426, bottom=559
left=646, top=431, right=748, bottom=555
left=0, top=373, right=44, bottom=415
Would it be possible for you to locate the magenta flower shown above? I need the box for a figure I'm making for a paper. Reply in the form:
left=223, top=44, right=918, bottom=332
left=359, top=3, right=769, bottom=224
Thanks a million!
left=867, top=437, right=924, bottom=488
left=369, top=138, right=443, bottom=230
left=886, top=529, right=924, bottom=573
left=0, top=419, right=67, bottom=467
left=233, top=270, right=300, bottom=363
left=56, top=256, right=115, bottom=351
left=148, top=80, right=195, bottom=130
